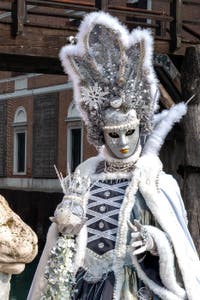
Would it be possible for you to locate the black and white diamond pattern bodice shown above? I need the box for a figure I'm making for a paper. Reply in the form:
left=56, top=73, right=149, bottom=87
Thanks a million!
left=86, top=180, right=128, bottom=255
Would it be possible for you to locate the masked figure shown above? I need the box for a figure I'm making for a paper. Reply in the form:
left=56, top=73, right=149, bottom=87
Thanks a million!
left=28, top=12, right=200, bottom=300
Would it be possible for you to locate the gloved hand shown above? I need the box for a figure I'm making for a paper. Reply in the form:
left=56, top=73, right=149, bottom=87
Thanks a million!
left=129, top=219, right=157, bottom=256
left=50, top=198, right=87, bottom=236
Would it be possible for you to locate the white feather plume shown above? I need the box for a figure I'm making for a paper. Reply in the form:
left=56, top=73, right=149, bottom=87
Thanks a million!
left=142, top=102, right=187, bottom=156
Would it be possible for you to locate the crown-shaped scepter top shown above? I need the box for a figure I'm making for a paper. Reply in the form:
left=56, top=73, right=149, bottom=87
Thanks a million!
left=63, top=170, right=91, bottom=197
left=54, top=166, right=91, bottom=198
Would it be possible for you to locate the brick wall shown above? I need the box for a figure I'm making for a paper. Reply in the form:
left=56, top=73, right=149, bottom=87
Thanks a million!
left=57, top=89, right=71, bottom=175
left=0, top=81, right=14, bottom=94
left=28, top=74, right=68, bottom=90
left=83, top=124, right=97, bottom=161
left=32, top=93, right=59, bottom=178
left=0, top=99, right=7, bottom=176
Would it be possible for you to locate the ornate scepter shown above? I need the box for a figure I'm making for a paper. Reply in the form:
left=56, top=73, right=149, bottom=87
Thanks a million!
left=40, top=167, right=90, bottom=300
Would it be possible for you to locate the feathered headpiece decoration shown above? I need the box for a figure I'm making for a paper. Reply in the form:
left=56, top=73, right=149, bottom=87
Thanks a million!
left=60, top=12, right=159, bottom=146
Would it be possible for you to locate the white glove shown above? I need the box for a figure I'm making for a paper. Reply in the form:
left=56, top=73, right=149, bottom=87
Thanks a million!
left=50, top=199, right=87, bottom=235
left=129, top=220, right=157, bottom=256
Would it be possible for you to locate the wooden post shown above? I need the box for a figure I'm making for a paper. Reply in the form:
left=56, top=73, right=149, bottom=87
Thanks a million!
left=11, top=0, right=26, bottom=36
left=181, top=45, right=200, bottom=254
left=95, top=0, right=108, bottom=11
left=170, top=0, right=183, bottom=51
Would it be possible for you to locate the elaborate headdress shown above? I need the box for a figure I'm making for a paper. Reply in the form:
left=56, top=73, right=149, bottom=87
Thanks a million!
left=60, top=12, right=159, bottom=147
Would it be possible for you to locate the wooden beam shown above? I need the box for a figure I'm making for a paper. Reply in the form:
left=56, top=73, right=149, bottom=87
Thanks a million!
left=52, top=0, right=94, bottom=5
left=0, top=2, right=11, bottom=12
left=183, top=0, right=200, bottom=5
left=0, top=22, right=73, bottom=57
left=108, top=7, right=172, bottom=22
left=26, top=0, right=95, bottom=11
left=182, top=24, right=200, bottom=40
left=0, top=53, right=64, bottom=74
left=156, top=66, right=182, bottom=103
left=159, top=83, right=175, bottom=109
left=108, top=5, right=169, bottom=16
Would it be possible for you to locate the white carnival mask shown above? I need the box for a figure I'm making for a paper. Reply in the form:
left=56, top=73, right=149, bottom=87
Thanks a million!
left=103, top=109, right=140, bottom=159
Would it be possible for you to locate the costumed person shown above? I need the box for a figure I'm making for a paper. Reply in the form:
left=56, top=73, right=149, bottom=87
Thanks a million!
left=28, top=12, right=200, bottom=300
left=0, top=194, right=38, bottom=299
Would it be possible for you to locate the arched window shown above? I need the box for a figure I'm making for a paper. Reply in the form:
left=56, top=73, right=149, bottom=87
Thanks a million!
left=66, top=102, right=83, bottom=172
left=13, top=106, right=27, bottom=174
left=14, top=106, right=27, bottom=124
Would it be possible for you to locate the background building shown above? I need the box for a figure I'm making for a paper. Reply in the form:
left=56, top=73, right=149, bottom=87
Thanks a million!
left=0, top=71, right=97, bottom=299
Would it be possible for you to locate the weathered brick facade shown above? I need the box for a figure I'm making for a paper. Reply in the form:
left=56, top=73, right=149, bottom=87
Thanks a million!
left=57, top=89, right=72, bottom=174
left=33, top=93, right=59, bottom=178
left=28, top=74, right=67, bottom=90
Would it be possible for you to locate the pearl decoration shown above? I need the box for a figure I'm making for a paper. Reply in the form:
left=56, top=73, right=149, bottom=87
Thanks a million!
left=110, top=98, right=122, bottom=108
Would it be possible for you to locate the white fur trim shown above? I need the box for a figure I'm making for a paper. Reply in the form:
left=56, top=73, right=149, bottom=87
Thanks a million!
left=129, top=28, right=159, bottom=111
left=75, top=154, right=103, bottom=177
left=144, top=226, right=186, bottom=299
left=77, top=12, right=129, bottom=48
left=135, top=153, right=163, bottom=187
left=132, top=255, right=183, bottom=300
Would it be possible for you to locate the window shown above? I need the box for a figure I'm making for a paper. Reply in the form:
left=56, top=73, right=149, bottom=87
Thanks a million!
left=66, top=102, right=83, bottom=173
left=127, top=0, right=151, bottom=9
left=13, top=107, right=27, bottom=175
left=14, top=130, right=26, bottom=173
left=127, top=0, right=152, bottom=24
left=68, top=127, right=82, bottom=172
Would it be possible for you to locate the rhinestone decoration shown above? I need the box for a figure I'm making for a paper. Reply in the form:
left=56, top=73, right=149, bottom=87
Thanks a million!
left=104, top=191, right=111, bottom=198
left=99, top=205, right=106, bottom=212
left=98, top=221, right=105, bottom=229
left=98, top=242, right=105, bottom=249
